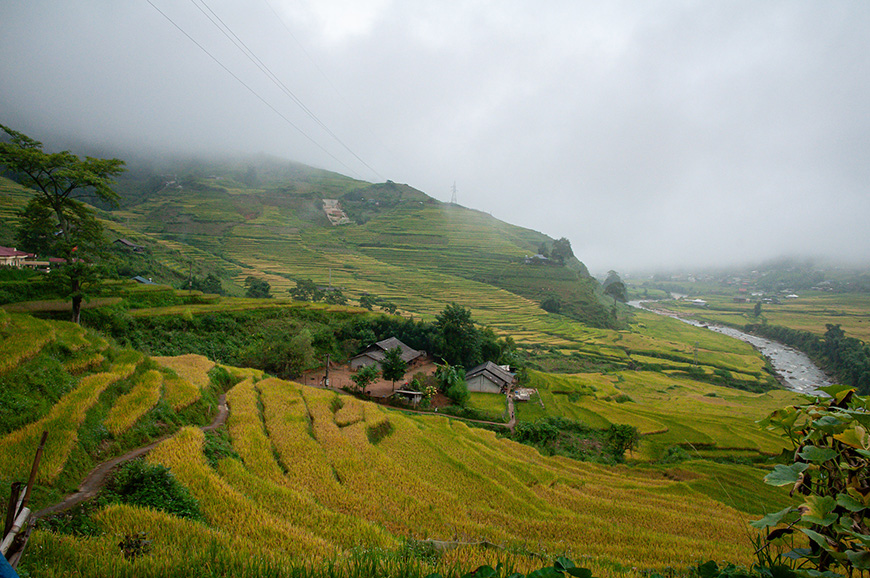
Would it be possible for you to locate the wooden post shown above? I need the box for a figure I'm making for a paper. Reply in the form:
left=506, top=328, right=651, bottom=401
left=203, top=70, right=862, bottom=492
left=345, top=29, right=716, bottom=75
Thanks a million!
left=1, top=430, right=47, bottom=568
left=3, top=483, right=22, bottom=537
left=17, top=431, right=47, bottom=518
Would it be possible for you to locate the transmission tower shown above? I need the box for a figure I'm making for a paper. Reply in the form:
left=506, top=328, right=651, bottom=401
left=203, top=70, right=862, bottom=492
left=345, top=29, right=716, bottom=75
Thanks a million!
left=450, top=181, right=458, bottom=205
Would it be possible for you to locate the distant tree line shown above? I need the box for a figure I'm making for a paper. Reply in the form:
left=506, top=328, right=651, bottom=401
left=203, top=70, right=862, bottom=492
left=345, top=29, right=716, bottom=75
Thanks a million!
left=84, top=301, right=515, bottom=381
left=747, top=322, right=870, bottom=395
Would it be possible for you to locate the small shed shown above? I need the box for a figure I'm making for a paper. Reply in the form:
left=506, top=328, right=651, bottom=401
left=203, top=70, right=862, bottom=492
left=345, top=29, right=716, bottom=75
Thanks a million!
left=114, top=238, right=144, bottom=252
left=393, top=389, right=424, bottom=405
left=131, top=276, right=156, bottom=285
left=465, top=361, right=515, bottom=394
left=350, top=337, right=424, bottom=371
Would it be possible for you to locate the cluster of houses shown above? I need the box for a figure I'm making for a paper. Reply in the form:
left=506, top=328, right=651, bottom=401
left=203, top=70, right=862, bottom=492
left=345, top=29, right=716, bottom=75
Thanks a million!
left=350, top=337, right=520, bottom=405
left=0, top=239, right=146, bottom=272
left=0, top=246, right=72, bottom=270
left=322, top=199, right=352, bottom=226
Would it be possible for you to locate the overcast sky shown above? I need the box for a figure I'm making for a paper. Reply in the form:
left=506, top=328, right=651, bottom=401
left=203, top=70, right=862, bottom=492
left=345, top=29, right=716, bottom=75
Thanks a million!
left=2, top=1, right=869, bottom=274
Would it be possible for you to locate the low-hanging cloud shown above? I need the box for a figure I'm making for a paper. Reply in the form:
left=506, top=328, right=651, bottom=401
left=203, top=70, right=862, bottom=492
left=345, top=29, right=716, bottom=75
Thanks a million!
left=1, top=0, right=868, bottom=273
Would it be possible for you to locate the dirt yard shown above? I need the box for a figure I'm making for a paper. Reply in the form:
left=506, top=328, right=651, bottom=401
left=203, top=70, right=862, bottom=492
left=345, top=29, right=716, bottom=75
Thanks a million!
left=301, top=358, right=439, bottom=398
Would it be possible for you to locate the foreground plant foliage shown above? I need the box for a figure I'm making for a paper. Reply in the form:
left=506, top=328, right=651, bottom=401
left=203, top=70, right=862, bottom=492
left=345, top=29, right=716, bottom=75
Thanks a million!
left=754, top=384, right=869, bottom=576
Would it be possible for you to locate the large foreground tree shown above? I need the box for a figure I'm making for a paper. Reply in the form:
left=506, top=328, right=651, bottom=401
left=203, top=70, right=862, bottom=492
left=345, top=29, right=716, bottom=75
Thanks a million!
left=0, top=125, right=125, bottom=323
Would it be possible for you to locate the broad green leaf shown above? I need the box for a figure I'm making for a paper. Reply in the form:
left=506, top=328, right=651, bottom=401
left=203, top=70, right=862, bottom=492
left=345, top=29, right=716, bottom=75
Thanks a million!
left=798, top=570, right=846, bottom=578
left=566, top=569, right=593, bottom=578
left=782, top=548, right=812, bottom=561
left=857, top=449, right=870, bottom=459
left=798, top=446, right=837, bottom=463
left=836, top=493, right=865, bottom=513
left=812, top=415, right=845, bottom=434
left=847, top=487, right=870, bottom=508
left=554, top=557, right=575, bottom=571
left=751, top=507, right=799, bottom=529
left=464, top=566, right=497, bottom=578
left=698, top=560, right=719, bottom=578
left=802, top=494, right=838, bottom=526
left=526, top=569, right=562, bottom=578
left=846, top=550, right=870, bottom=570
left=768, top=564, right=797, bottom=578
left=800, top=528, right=836, bottom=553
left=833, top=425, right=869, bottom=450
left=760, top=408, right=800, bottom=431
left=765, top=463, right=810, bottom=486
left=818, top=384, right=855, bottom=400
left=840, top=528, right=870, bottom=546
left=768, top=447, right=796, bottom=465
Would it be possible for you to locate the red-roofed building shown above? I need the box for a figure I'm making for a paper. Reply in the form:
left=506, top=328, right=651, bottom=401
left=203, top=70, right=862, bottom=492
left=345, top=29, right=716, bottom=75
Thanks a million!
left=0, top=247, right=34, bottom=267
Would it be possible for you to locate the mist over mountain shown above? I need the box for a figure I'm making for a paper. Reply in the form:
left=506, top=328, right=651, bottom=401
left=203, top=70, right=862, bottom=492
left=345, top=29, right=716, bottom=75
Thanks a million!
left=2, top=2, right=870, bottom=272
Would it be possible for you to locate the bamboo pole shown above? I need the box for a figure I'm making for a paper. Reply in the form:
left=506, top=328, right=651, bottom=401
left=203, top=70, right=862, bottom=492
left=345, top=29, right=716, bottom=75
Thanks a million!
left=6, top=520, right=33, bottom=568
left=0, top=507, right=29, bottom=556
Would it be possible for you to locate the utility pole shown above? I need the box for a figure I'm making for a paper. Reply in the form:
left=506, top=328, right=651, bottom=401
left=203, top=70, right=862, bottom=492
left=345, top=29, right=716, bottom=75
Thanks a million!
left=324, top=354, right=330, bottom=388
left=450, top=181, right=457, bottom=205
left=693, top=341, right=699, bottom=366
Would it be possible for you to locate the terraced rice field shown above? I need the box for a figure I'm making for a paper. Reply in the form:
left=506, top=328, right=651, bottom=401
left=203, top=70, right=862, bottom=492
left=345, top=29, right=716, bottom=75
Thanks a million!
left=0, top=361, right=138, bottom=483
left=152, top=354, right=215, bottom=389
left=658, top=293, right=870, bottom=342
left=104, top=370, right=164, bottom=436
left=519, top=368, right=800, bottom=460
left=25, top=377, right=792, bottom=577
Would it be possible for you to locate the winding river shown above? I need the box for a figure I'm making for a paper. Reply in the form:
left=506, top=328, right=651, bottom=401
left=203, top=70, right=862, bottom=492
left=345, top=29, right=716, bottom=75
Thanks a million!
left=629, top=300, right=832, bottom=396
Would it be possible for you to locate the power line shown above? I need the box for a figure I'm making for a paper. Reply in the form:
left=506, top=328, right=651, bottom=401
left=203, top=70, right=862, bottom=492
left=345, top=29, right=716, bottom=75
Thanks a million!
left=261, top=0, right=403, bottom=166
left=188, top=0, right=383, bottom=180
left=144, top=0, right=361, bottom=178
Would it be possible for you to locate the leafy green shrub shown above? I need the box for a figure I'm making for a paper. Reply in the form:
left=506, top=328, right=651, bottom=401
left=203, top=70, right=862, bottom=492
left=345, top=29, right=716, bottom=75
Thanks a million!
left=118, top=531, right=153, bottom=560
left=658, top=446, right=690, bottom=464
left=202, top=427, right=241, bottom=468
left=208, top=365, right=238, bottom=391
left=446, top=381, right=469, bottom=406
left=105, top=459, right=202, bottom=521
left=38, top=502, right=103, bottom=537
left=605, top=424, right=640, bottom=461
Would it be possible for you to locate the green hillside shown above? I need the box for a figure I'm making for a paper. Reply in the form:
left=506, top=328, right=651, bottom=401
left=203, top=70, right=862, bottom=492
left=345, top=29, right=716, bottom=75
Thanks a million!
left=92, top=156, right=616, bottom=328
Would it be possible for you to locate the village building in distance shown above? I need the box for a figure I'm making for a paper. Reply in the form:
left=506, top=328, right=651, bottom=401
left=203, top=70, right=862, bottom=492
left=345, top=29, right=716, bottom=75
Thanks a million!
left=465, top=361, right=515, bottom=394
left=349, top=337, right=426, bottom=371
left=0, top=246, right=33, bottom=268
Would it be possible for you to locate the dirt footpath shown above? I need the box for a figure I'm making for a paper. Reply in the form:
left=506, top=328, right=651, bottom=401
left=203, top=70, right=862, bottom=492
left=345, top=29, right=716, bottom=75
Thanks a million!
left=35, top=394, right=229, bottom=519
